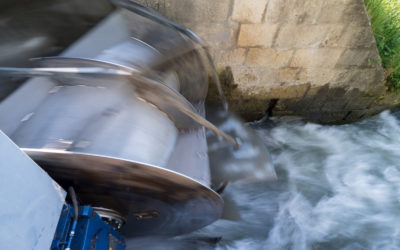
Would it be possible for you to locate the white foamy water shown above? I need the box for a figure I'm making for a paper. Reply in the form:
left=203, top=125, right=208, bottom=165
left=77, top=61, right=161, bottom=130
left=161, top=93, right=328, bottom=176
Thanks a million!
left=127, top=110, right=400, bottom=250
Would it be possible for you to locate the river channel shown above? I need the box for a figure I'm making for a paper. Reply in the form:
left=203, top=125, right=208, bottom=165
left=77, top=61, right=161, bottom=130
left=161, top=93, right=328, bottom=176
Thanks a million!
left=127, top=110, right=400, bottom=250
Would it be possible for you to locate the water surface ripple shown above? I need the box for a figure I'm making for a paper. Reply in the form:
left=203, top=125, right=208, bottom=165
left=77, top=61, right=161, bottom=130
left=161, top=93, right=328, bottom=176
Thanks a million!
left=128, top=111, right=400, bottom=250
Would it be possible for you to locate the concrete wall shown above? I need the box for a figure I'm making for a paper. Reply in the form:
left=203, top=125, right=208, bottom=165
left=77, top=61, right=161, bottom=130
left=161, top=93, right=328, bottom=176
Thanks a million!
left=138, top=0, right=398, bottom=123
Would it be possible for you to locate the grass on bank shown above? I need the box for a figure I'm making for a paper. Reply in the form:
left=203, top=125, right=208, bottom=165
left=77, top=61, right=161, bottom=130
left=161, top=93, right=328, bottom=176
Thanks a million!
left=364, top=0, right=400, bottom=92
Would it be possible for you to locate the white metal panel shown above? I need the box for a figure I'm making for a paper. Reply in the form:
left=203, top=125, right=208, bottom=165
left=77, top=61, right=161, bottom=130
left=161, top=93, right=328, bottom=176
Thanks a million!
left=0, top=131, right=66, bottom=250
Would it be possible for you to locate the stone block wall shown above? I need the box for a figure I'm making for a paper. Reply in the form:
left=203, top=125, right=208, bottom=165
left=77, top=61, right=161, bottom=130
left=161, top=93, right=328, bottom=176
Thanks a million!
left=137, top=0, right=397, bottom=123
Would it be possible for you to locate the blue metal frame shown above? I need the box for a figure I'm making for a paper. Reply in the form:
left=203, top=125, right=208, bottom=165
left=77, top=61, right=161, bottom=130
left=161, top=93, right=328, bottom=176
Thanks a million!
left=51, top=205, right=125, bottom=250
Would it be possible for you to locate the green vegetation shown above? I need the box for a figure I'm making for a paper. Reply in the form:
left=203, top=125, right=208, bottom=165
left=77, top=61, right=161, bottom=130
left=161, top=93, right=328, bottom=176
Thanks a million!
left=365, top=0, right=400, bottom=91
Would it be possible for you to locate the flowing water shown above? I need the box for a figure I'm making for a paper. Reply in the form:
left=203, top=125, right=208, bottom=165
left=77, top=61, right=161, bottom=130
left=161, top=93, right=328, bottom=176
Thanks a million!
left=127, top=110, right=400, bottom=250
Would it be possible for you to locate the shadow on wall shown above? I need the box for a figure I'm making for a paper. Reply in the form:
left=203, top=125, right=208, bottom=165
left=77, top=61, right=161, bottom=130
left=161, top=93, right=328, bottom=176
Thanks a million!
left=208, top=66, right=400, bottom=124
